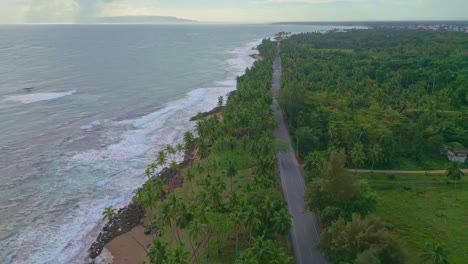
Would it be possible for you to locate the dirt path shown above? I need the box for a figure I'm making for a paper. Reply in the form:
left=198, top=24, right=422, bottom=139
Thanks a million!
left=348, top=169, right=468, bottom=174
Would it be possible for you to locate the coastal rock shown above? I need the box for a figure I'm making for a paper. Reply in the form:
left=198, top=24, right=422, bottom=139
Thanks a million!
left=94, top=248, right=114, bottom=264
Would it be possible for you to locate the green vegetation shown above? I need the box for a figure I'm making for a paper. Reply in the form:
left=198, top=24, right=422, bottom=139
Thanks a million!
left=105, top=39, right=295, bottom=263
left=277, top=29, right=468, bottom=263
left=279, top=29, right=468, bottom=169
left=368, top=173, right=467, bottom=264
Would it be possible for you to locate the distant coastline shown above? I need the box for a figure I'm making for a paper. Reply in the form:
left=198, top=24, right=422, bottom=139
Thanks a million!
left=88, top=16, right=197, bottom=24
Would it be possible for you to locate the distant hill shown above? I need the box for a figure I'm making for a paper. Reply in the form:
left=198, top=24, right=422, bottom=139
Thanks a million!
left=90, top=16, right=197, bottom=24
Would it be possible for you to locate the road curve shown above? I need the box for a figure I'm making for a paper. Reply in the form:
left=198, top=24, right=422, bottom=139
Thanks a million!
left=271, top=44, right=327, bottom=264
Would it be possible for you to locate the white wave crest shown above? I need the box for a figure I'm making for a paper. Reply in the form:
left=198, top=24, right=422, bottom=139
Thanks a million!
left=5, top=90, right=76, bottom=104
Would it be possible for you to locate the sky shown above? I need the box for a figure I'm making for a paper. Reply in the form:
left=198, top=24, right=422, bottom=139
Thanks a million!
left=0, top=0, right=467, bottom=24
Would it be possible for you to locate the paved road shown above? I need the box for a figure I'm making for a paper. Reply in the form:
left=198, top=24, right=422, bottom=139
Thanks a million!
left=271, top=44, right=327, bottom=264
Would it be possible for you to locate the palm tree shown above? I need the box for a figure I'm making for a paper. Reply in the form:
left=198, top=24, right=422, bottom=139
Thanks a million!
left=146, top=162, right=158, bottom=179
left=227, top=160, right=238, bottom=192
left=195, top=161, right=204, bottom=175
left=188, top=218, right=205, bottom=264
left=157, top=150, right=167, bottom=169
left=217, top=96, right=224, bottom=108
left=232, top=208, right=244, bottom=256
left=102, top=206, right=116, bottom=222
left=272, top=208, right=292, bottom=236
left=304, top=151, right=324, bottom=176
left=166, top=145, right=176, bottom=162
left=169, top=160, right=179, bottom=176
left=350, top=142, right=366, bottom=174
left=368, top=144, right=382, bottom=171
left=327, top=124, right=338, bottom=144
left=209, top=158, right=220, bottom=174
left=419, top=242, right=449, bottom=264
left=184, top=167, right=195, bottom=190
left=148, top=238, right=168, bottom=264
left=242, top=206, right=260, bottom=244
left=176, top=143, right=185, bottom=155
left=183, top=131, right=195, bottom=149
left=167, top=246, right=190, bottom=264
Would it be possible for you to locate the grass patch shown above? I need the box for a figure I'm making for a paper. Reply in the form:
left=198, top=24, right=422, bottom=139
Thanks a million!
left=366, top=173, right=468, bottom=263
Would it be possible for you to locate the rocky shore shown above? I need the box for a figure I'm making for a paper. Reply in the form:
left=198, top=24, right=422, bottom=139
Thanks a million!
left=88, top=106, right=225, bottom=262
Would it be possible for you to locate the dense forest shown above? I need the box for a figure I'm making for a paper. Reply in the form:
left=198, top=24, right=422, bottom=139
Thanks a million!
left=279, top=29, right=467, bottom=169
left=277, top=29, right=467, bottom=263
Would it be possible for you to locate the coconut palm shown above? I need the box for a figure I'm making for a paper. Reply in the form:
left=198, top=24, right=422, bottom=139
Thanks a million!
left=165, top=145, right=177, bottom=162
left=184, top=167, right=195, bottom=190
left=217, top=96, right=224, bottom=108
left=226, top=160, right=238, bottom=192
left=157, top=150, right=167, bottom=169
left=183, top=131, right=195, bottom=149
left=176, top=143, right=185, bottom=155
left=209, top=158, right=220, bottom=174
left=102, top=206, right=116, bottom=222
left=148, top=238, right=168, bottom=264
left=242, top=206, right=261, bottom=244
left=368, top=144, right=382, bottom=171
left=419, top=242, right=449, bottom=264
left=272, top=208, right=292, bottom=236
left=169, top=160, right=179, bottom=176
left=350, top=142, right=366, bottom=174
left=167, top=245, right=190, bottom=264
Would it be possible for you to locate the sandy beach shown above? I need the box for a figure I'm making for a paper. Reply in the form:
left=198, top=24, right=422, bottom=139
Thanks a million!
left=103, top=225, right=152, bottom=264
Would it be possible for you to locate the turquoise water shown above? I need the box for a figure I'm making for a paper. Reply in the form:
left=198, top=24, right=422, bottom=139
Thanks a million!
left=0, top=24, right=348, bottom=263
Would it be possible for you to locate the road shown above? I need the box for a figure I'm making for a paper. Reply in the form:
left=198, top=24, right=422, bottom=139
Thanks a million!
left=271, top=44, right=327, bottom=264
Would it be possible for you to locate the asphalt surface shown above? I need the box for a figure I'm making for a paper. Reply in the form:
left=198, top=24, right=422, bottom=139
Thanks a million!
left=271, top=44, right=327, bottom=264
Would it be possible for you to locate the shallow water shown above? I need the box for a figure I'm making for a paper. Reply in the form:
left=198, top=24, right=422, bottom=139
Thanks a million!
left=0, top=24, right=350, bottom=263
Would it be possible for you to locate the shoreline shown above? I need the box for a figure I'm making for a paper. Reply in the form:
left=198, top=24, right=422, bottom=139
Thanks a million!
left=87, top=40, right=261, bottom=263
left=88, top=105, right=225, bottom=263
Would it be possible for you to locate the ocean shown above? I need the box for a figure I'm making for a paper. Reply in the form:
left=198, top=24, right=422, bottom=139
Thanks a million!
left=0, top=24, right=348, bottom=263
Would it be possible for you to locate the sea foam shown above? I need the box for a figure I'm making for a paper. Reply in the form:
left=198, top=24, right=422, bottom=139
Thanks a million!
left=5, top=90, right=76, bottom=104
left=9, top=39, right=263, bottom=264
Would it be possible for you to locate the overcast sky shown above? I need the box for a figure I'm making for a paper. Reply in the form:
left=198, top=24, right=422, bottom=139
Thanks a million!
left=1, top=0, right=467, bottom=24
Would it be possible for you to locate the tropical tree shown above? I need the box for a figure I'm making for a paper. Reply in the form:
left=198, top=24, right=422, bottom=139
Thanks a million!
left=368, top=143, right=383, bottom=171
left=446, top=161, right=464, bottom=185
left=319, top=214, right=405, bottom=263
left=350, top=142, right=366, bottom=173
left=157, top=150, right=167, bottom=169
left=166, top=145, right=177, bottom=162
left=226, top=160, right=238, bottom=192
left=242, top=206, right=261, bottom=243
left=419, top=242, right=449, bottom=264
left=176, top=143, right=185, bottom=155
left=184, top=167, right=195, bottom=190
left=183, top=131, right=195, bottom=149
left=272, top=207, right=292, bottom=236
left=304, top=151, right=325, bottom=179
left=148, top=238, right=168, bottom=264
left=236, top=236, right=292, bottom=264
left=167, top=245, right=190, bottom=264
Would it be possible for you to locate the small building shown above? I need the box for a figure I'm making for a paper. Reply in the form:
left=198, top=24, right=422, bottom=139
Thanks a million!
left=447, top=148, right=468, bottom=163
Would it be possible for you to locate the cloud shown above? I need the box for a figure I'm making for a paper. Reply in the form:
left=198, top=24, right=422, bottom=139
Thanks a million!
left=25, top=0, right=79, bottom=23
left=267, top=0, right=363, bottom=3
